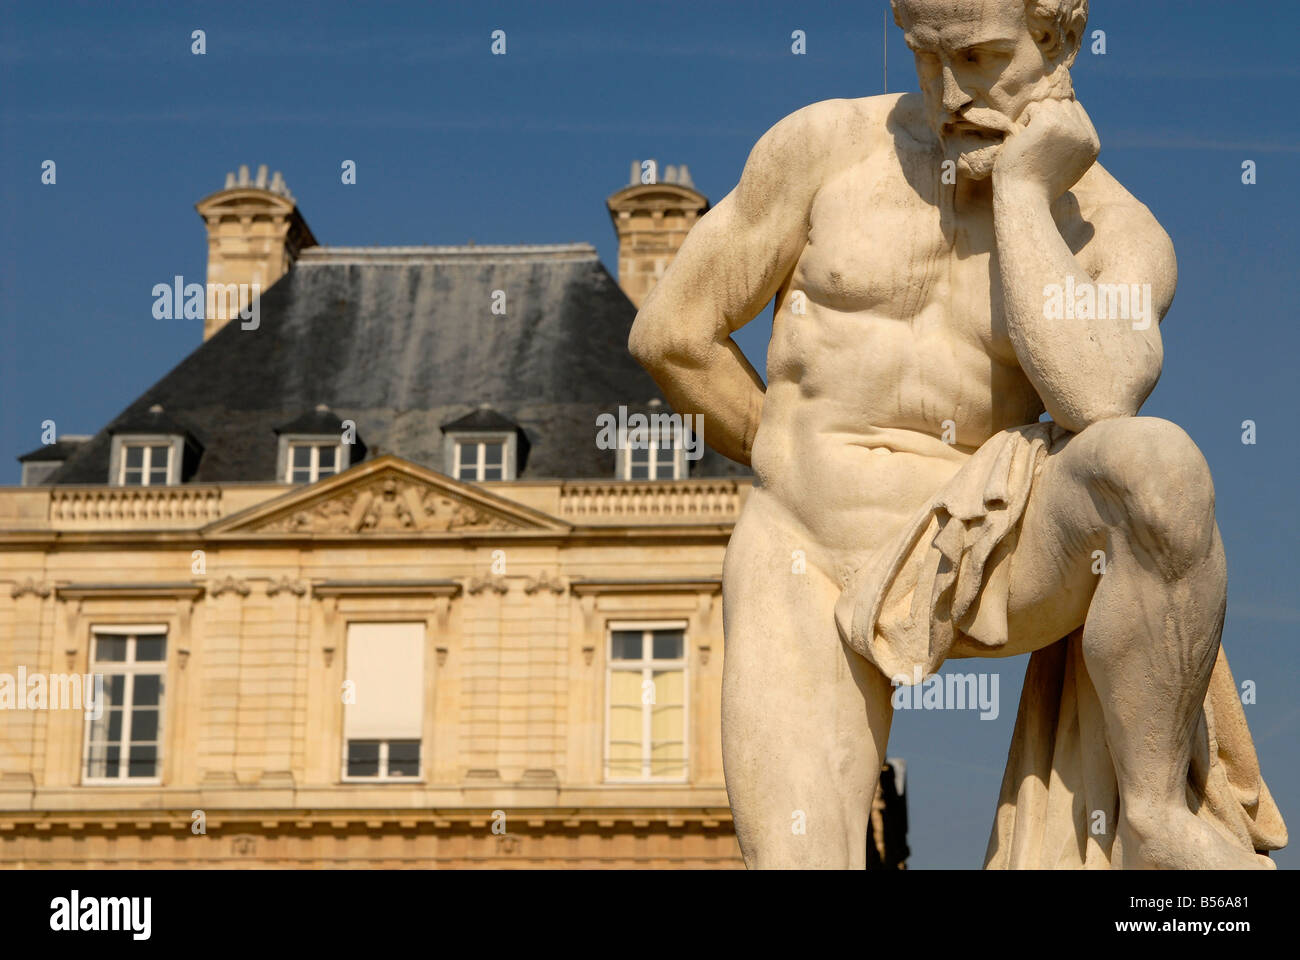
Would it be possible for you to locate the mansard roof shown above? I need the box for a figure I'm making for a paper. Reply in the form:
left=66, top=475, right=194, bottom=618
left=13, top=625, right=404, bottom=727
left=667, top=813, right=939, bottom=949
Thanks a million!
left=48, top=244, right=748, bottom=483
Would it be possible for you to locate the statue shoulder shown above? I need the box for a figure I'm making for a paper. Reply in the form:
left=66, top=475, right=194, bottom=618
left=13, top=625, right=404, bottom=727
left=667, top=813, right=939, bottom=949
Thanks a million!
left=746, top=95, right=902, bottom=187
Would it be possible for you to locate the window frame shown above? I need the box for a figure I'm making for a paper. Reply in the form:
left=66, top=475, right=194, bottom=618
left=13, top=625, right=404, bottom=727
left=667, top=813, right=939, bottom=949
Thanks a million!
left=340, top=738, right=423, bottom=783
left=81, top=624, right=168, bottom=786
left=446, top=430, right=516, bottom=482
left=617, top=430, right=686, bottom=481
left=277, top=434, right=349, bottom=484
left=109, top=435, right=183, bottom=486
left=338, top=619, right=428, bottom=785
left=603, top=619, right=690, bottom=784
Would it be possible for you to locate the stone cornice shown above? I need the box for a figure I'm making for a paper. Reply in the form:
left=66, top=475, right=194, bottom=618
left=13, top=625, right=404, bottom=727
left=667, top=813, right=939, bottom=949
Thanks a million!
left=55, top=582, right=206, bottom=601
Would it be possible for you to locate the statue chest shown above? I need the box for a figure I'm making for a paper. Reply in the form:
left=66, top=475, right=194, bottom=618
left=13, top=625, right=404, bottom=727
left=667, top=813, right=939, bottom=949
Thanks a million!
left=796, top=164, right=1014, bottom=359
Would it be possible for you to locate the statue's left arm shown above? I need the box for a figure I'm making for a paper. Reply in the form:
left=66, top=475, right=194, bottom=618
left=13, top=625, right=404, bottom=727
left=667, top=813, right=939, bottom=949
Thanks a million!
left=992, top=99, right=1177, bottom=434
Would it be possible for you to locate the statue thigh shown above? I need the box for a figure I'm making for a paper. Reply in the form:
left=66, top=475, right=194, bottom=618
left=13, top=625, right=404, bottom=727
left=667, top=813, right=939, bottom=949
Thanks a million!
left=721, top=488, right=895, bottom=868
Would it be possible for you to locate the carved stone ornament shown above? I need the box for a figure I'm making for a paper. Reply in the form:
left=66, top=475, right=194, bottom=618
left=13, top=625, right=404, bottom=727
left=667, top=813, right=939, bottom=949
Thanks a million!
left=253, top=475, right=519, bottom=534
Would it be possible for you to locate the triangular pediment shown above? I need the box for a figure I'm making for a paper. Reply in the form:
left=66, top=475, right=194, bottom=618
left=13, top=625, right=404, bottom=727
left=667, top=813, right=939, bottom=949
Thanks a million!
left=204, top=455, right=570, bottom=537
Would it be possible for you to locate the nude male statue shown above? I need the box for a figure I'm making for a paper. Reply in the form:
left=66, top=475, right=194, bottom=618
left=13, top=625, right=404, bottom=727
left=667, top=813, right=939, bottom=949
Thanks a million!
left=630, top=0, right=1283, bottom=868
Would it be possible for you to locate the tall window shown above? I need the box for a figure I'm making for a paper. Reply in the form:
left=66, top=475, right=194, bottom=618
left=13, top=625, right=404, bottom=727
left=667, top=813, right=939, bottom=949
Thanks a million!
left=606, top=624, right=687, bottom=781
left=120, top=443, right=171, bottom=486
left=287, top=441, right=342, bottom=483
left=83, top=627, right=167, bottom=782
left=343, top=623, right=425, bottom=781
left=455, top=439, right=505, bottom=481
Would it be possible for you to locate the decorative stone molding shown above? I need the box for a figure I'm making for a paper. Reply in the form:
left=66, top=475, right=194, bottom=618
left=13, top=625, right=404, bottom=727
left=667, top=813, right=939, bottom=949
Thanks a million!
left=467, top=574, right=509, bottom=595
left=699, top=644, right=712, bottom=666
left=313, top=579, right=462, bottom=599
left=56, top=583, right=205, bottom=602
left=582, top=645, right=595, bottom=666
left=266, top=576, right=307, bottom=597
left=322, top=646, right=336, bottom=667
left=210, top=576, right=251, bottom=598
left=10, top=579, right=51, bottom=600
left=559, top=479, right=743, bottom=524
left=435, top=646, right=448, bottom=667
left=255, top=476, right=521, bottom=534
left=523, top=571, right=566, bottom=595
left=49, top=485, right=223, bottom=527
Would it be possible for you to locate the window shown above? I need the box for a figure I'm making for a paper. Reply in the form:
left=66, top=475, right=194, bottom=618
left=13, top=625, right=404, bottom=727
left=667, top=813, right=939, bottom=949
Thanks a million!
left=83, top=627, right=167, bottom=782
left=454, top=439, right=506, bottom=481
left=345, top=740, right=421, bottom=778
left=619, top=427, right=685, bottom=480
left=342, top=623, right=425, bottom=781
left=606, top=623, right=687, bottom=781
left=120, top=443, right=172, bottom=486
left=276, top=432, right=351, bottom=484
left=287, top=440, right=342, bottom=483
left=20, top=461, right=61, bottom=486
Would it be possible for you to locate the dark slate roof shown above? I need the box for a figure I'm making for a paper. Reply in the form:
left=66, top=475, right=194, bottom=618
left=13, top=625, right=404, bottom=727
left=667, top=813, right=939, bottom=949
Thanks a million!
left=274, top=405, right=345, bottom=435
left=17, top=437, right=90, bottom=463
left=441, top=406, right=520, bottom=433
left=110, top=404, right=198, bottom=444
left=49, top=244, right=748, bottom=483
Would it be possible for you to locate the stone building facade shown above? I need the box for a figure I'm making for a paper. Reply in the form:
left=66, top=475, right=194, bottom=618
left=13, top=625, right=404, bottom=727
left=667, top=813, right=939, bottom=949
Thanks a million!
left=0, top=166, right=905, bottom=868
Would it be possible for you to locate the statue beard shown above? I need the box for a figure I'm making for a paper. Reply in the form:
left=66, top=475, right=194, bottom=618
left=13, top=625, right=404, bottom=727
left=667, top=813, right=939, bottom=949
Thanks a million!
left=940, top=66, right=1075, bottom=181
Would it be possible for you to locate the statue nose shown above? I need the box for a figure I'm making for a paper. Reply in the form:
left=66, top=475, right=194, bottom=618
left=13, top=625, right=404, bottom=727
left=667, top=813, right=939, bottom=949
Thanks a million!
left=941, top=64, right=972, bottom=113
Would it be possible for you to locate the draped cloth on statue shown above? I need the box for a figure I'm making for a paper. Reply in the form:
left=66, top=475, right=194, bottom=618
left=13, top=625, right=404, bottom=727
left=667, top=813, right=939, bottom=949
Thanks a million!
left=985, top=632, right=1286, bottom=868
left=833, top=422, right=1287, bottom=868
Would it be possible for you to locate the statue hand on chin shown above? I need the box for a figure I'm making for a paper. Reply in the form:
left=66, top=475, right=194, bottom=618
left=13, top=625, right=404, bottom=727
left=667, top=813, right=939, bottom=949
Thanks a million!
left=993, top=98, right=1100, bottom=201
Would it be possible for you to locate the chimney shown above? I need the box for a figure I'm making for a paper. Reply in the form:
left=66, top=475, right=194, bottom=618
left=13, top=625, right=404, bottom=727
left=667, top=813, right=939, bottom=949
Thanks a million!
left=606, top=160, right=709, bottom=310
left=194, top=165, right=317, bottom=340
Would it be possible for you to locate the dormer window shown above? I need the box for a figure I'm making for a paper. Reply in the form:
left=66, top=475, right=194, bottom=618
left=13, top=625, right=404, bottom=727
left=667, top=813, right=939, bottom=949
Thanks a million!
left=121, top=442, right=173, bottom=486
left=274, top=405, right=358, bottom=484
left=618, top=426, right=686, bottom=480
left=441, top=406, right=521, bottom=482
left=107, top=405, right=198, bottom=487
left=454, top=438, right=506, bottom=481
left=16, top=436, right=90, bottom=486
left=287, top=440, right=342, bottom=483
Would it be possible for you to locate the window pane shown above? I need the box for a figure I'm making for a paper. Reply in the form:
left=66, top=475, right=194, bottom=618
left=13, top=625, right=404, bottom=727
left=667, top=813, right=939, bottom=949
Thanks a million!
left=133, top=674, right=162, bottom=707
left=95, top=636, right=127, bottom=662
left=482, top=466, right=502, bottom=481
left=149, top=445, right=169, bottom=464
left=127, top=745, right=157, bottom=778
left=106, top=708, right=123, bottom=744
left=147, top=468, right=168, bottom=486
left=125, top=447, right=144, bottom=469
left=122, top=468, right=144, bottom=486
left=291, top=467, right=312, bottom=483
left=387, top=740, right=420, bottom=777
left=130, top=709, right=158, bottom=742
left=318, top=446, right=337, bottom=472
left=103, top=675, right=126, bottom=707
left=105, top=745, right=121, bottom=777
left=292, top=445, right=312, bottom=468
left=135, top=636, right=166, bottom=661
left=456, top=443, right=478, bottom=480
left=655, top=444, right=677, bottom=472
left=611, top=631, right=643, bottom=660
left=608, top=671, right=644, bottom=778
left=347, top=740, right=380, bottom=777
left=652, top=631, right=684, bottom=660
left=483, top=442, right=503, bottom=466
left=629, top=461, right=650, bottom=480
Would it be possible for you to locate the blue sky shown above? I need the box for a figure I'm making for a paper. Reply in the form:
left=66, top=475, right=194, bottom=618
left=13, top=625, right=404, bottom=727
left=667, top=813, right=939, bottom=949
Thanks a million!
left=2, top=0, right=1296, bottom=868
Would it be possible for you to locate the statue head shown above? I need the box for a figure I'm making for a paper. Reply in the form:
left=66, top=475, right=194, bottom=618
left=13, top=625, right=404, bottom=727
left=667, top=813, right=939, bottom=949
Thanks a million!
left=891, top=0, right=1089, bottom=179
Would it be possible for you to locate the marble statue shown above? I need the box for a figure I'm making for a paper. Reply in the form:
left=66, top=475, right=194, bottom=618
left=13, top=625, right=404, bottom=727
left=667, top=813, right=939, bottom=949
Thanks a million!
left=629, top=0, right=1286, bottom=868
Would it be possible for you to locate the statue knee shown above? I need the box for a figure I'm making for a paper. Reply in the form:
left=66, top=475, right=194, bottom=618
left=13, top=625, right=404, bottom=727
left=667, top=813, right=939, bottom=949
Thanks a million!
left=1084, top=418, right=1216, bottom=575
